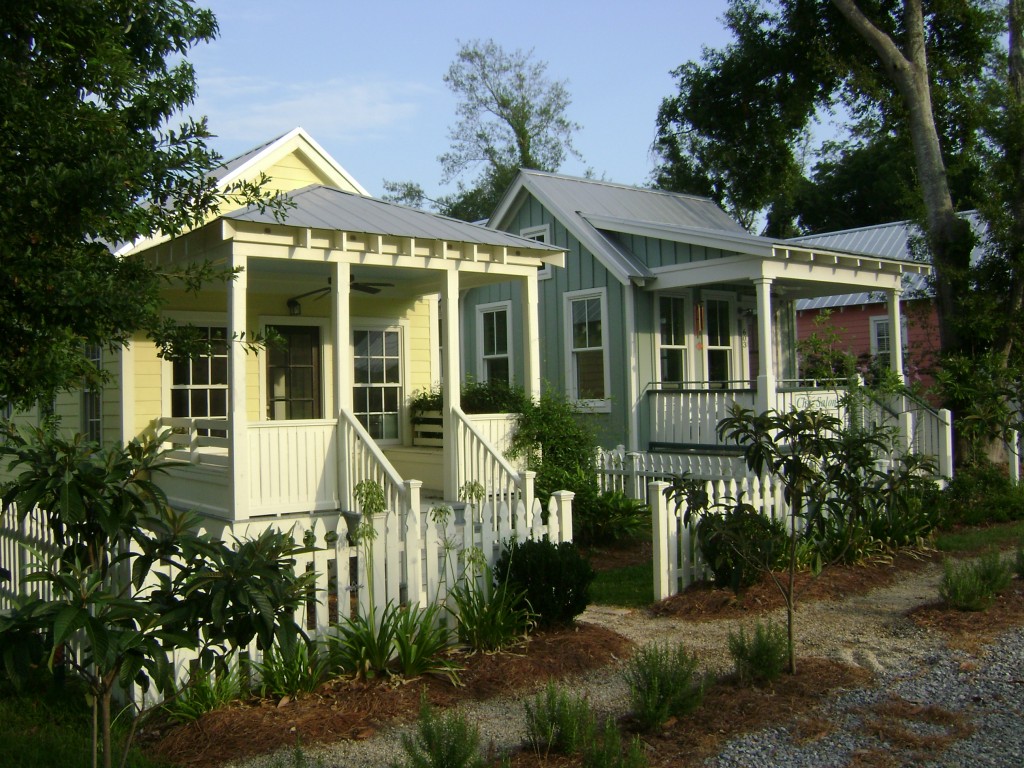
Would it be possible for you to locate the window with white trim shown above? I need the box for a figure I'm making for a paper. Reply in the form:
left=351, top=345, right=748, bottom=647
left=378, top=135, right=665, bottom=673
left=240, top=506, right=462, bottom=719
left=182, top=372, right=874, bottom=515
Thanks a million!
left=82, top=344, right=102, bottom=442
left=477, top=302, right=512, bottom=384
left=520, top=224, right=551, bottom=279
left=565, top=290, right=609, bottom=404
left=870, top=316, right=909, bottom=357
left=658, top=296, right=688, bottom=384
left=170, top=326, right=229, bottom=429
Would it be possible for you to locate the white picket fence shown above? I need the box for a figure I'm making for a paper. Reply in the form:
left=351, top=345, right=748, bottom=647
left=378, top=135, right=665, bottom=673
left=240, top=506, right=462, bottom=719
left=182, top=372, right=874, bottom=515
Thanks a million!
left=647, top=477, right=797, bottom=601
left=0, top=491, right=573, bottom=705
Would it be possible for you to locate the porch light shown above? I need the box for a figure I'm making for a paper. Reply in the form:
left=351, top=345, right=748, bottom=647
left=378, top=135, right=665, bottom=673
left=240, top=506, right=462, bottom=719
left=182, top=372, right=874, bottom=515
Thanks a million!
left=287, top=298, right=301, bottom=316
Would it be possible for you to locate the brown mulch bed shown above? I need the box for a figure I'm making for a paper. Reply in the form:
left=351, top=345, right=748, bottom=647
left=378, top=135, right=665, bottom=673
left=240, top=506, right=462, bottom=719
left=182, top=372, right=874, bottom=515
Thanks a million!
left=909, top=580, right=1024, bottom=651
left=651, top=550, right=933, bottom=620
left=143, top=624, right=632, bottom=768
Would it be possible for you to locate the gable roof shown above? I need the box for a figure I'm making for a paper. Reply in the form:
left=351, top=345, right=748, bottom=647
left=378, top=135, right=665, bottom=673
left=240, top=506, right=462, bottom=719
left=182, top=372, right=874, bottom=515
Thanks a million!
left=790, top=212, right=984, bottom=309
left=116, top=128, right=366, bottom=256
left=225, top=184, right=566, bottom=252
left=488, top=170, right=748, bottom=284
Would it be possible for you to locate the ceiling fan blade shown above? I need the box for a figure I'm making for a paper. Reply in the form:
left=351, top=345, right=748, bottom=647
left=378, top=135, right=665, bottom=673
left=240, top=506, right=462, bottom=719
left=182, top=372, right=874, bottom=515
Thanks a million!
left=352, top=283, right=382, bottom=294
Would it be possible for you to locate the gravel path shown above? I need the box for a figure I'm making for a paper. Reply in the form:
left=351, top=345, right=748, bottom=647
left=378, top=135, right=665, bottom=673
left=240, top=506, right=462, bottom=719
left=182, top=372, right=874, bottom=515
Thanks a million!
left=229, top=562, right=1024, bottom=767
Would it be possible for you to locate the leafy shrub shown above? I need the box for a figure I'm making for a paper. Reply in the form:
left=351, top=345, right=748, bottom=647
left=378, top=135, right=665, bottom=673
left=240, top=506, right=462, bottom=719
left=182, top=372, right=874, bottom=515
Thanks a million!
left=937, top=460, right=1024, bottom=528
left=524, top=682, right=596, bottom=756
left=449, top=566, right=534, bottom=652
left=1016, top=546, right=1024, bottom=578
left=623, top=642, right=705, bottom=732
left=460, top=378, right=529, bottom=414
left=727, top=621, right=788, bottom=686
left=940, top=551, right=1013, bottom=611
left=248, top=635, right=329, bottom=698
left=392, top=603, right=459, bottom=684
left=327, top=602, right=399, bottom=679
left=697, top=506, right=786, bottom=592
left=165, top=664, right=244, bottom=722
left=494, top=538, right=595, bottom=628
left=582, top=718, right=649, bottom=768
left=394, top=698, right=486, bottom=768
left=575, top=491, right=649, bottom=546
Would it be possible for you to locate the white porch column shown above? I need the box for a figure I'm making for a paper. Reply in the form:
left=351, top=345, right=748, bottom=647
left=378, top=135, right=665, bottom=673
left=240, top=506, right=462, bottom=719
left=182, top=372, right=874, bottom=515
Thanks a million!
left=331, top=262, right=352, bottom=413
left=887, top=287, right=905, bottom=383
left=332, top=261, right=352, bottom=511
left=754, top=277, right=776, bottom=413
left=228, top=253, right=250, bottom=521
left=522, top=270, right=541, bottom=400
left=441, top=267, right=461, bottom=499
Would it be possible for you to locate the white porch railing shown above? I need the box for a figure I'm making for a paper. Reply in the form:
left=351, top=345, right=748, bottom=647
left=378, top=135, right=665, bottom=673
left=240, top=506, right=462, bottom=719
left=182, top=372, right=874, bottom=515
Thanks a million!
left=158, top=416, right=230, bottom=468
left=648, top=387, right=756, bottom=446
left=248, top=420, right=338, bottom=515
left=453, top=406, right=536, bottom=524
left=596, top=445, right=750, bottom=500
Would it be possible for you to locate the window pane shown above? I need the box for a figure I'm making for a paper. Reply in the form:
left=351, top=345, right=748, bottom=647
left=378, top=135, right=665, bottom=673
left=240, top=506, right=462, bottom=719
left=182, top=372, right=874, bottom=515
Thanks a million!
left=385, top=358, right=400, bottom=383
left=367, top=331, right=383, bottom=356
left=192, top=358, right=210, bottom=386
left=708, top=349, right=730, bottom=384
left=660, top=349, right=685, bottom=383
left=172, top=359, right=190, bottom=386
left=384, top=331, right=399, bottom=357
left=292, top=369, right=313, bottom=399
left=575, top=350, right=605, bottom=399
left=171, top=389, right=188, bottom=417
left=190, top=390, right=209, bottom=417
left=486, top=357, right=510, bottom=384
left=660, top=297, right=686, bottom=346
left=209, top=389, right=227, bottom=417
left=211, top=357, right=228, bottom=385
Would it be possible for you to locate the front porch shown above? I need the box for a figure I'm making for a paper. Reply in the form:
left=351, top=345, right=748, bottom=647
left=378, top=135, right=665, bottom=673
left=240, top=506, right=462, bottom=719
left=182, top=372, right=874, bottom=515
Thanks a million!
left=645, top=380, right=952, bottom=476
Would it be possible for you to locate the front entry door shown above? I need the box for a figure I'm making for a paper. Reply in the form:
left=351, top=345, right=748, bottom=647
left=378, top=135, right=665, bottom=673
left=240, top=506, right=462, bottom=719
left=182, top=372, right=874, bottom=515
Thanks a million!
left=267, top=325, right=322, bottom=420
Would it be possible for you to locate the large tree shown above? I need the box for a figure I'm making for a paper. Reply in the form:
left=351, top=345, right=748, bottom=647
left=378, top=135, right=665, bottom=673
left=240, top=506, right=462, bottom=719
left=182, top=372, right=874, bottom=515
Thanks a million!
left=0, top=1, right=280, bottom=410
left=384, top=39, right=582, bottom=221
left=653, top=1, right=1024, bottom=457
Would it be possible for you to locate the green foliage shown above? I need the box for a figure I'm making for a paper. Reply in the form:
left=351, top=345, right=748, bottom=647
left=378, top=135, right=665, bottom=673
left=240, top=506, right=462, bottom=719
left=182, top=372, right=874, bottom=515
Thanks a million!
left=328, top=602, right=399, bottom=680
left=935, top=459, right=1024, bottom=528
left=940, top=552, right=1013, bottom=612
left=0, top=424, right=314, bottom=768
left=494, top=538, right=595, bottom=628
left=1016, top=546, right=1024, bottom=579
left=449, top=566, right=534, bottom=653
left=248, top=635, right=329, bottom=699
left=393, top=697, right=487, bottom=768
left=728, top=621, right=788, bottom=686
left=582, top=718, right=649, bottom=768
left=392, top=603, right=459, bottom=684
left=696, top=506, right=787, bottom=592
left=623, top=642, right=705, bottom=732
left=575, top=491, right=649, bottom=547
left=796, top=310, right=857, bottom=385
left=0, top=677, right=163, bottom=768
left=0, top=1, right=287, bottom=408
left=936, top=521, right=1024, bottom=554
left=165, top=663, right=244, bottom=723
left=524, top=681, right=596, bottom=756
left=508, top=389, right=600, bottom=508
left=409, top=380, right=529, bottom=415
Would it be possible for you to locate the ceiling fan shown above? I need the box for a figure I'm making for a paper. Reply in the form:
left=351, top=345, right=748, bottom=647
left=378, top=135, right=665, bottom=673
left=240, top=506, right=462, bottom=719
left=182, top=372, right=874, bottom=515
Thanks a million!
left=288, top=275, right=395, bottom=303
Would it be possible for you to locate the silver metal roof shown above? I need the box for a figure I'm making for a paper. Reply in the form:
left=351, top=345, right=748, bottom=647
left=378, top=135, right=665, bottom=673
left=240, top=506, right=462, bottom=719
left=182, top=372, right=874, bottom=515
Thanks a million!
left=791, top=212, right=983, bottom=310
left=491, top=170, right=746, bottom=283
left=225, top=184, right=564, bottom=250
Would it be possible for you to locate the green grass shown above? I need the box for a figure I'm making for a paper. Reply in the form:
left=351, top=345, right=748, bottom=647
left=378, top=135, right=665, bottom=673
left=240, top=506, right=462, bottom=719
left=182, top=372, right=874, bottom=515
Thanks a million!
left=934, top=520, right=1024, bottom=554
left=590, top=561, right=653, bottom=608
left=0, top=678, right=168, bottom=768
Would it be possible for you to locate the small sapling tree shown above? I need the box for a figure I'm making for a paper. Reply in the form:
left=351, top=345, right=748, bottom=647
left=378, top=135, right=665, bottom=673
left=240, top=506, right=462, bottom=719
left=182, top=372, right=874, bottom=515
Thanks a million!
left=0, top=423, right=313, bottom=768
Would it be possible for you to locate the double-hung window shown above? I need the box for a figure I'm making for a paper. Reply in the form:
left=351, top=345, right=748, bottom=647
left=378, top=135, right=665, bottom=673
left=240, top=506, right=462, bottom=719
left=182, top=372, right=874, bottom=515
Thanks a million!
left=477, top=302, right=512, bottom=384
left=565, top=289, right=609, bottom=406
left=703, top=298, right=733, bottom=386
left=870, top=316, right=909, bottom=358
left=353, top=327, right=402, bottom=441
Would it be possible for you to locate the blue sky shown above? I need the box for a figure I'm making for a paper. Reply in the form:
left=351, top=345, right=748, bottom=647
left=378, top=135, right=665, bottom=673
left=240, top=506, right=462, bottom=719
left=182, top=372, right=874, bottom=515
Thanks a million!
left=186, top=1, right=733, bottom=198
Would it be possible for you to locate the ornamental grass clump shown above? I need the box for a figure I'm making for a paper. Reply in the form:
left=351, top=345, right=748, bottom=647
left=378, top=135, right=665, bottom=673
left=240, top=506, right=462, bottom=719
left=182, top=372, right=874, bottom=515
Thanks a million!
left=623, top=642, right=705, bottom=732
left=727, top=621, right=788, bottom=686
left=582, top=718, right=649, bottom=768
left=165, top=663, right=245, bottom=723
left=524, top=682, right=596, bottom=756
left=940, top=551, right=1013, bottom=611
left=392, top=698, right=486, bottom=768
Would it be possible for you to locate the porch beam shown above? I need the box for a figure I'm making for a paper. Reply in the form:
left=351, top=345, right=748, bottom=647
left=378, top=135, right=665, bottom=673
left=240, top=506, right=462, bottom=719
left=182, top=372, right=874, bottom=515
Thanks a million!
left=228, top=251, right=250, bottom=521
left=441, top=267, right=461, bottom=499
left=754, top=277, right=776, bottom=414
left=888, top=287, right=905, bottom=382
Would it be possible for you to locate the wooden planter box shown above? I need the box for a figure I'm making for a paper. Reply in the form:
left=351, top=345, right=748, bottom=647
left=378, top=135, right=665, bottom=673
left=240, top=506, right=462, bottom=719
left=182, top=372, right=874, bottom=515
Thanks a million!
left=411, top=410, right=444, bottom=447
